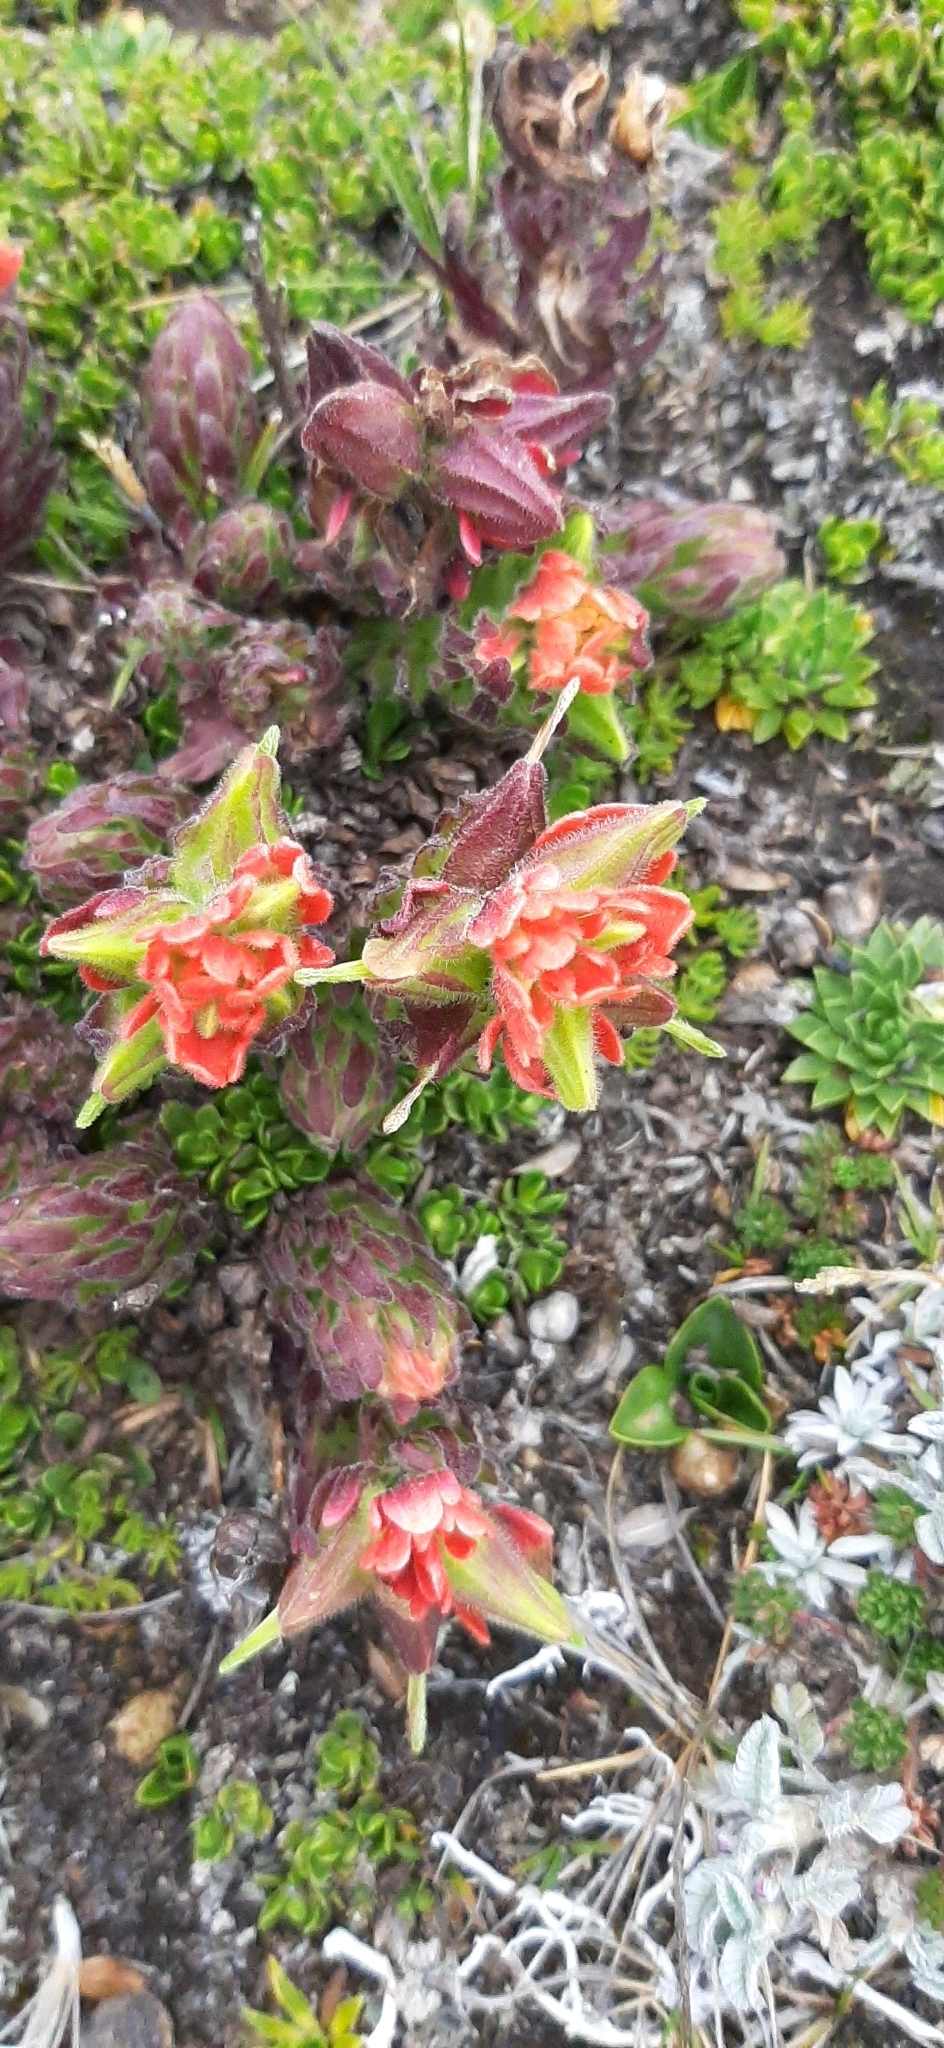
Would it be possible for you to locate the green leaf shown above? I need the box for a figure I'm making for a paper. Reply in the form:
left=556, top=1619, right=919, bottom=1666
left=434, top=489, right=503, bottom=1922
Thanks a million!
left=664, top=1295, right=764, bottom=1390
left=609, top=1365, right=687, bottom=1448
left=687, top=1370, right=772, bottom=1433
left=662, top=1016, right=725, bottom=1058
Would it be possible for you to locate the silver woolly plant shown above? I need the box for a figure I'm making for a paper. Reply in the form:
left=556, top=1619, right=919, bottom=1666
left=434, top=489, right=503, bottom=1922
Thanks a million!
left=452, top=1692, right=943, bottom=2047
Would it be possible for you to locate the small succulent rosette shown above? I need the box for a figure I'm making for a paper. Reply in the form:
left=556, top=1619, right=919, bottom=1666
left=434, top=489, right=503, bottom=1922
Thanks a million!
left=221, top=1426, right=579, bottom=1750
left=301, top=700, right=698, bottom=1118
left=40, top=730, right=334, bottom=1124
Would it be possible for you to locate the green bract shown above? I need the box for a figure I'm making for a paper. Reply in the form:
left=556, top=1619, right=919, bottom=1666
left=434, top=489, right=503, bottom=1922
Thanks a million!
left=677, top=580, right=878, bottom=749
left=784, top=918, right=944, bottom=1137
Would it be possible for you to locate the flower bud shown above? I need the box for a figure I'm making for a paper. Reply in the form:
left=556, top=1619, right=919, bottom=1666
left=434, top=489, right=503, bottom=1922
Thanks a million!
left=0, top=1135, right=208, bottom=1308
left=0, top=996, right=95, bottom=1127
left=261, top=1178, right=468, bottom=1414
left=301, top=381, right=424, bottom=501
left=306, top=325, right=414, bottom=408
left=25, top=773, right=191, bottom=907
left=429, top=423, right=563, bottom=556
left=191, top=501, right=295, bottom=611
left=279, top=987, right=397, bottom=1153
left=0, top=321, right=61, bottom=571
left=142, top=296, right=259, bottom=523
left=607, top=498, right=785, bottom=621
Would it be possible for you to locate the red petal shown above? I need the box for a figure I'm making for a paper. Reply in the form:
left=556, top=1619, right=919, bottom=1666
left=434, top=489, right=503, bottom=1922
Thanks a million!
left=325, top=485, right=356, bottom=545
left=458, top=512, right=483, bottom=565
left=454, top=1602, right=491, bottom=1647
left=593, top=1011, right=624, bottom=1065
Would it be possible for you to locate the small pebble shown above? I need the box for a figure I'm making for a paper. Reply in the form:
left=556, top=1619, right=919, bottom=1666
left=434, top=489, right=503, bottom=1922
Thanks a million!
left=518, top=1134, right=581, bottom=1179
left=107, top=1688, right=178, bottom=1768
left=486, top=1312, right=525, bottom=1363
left=823, top=867, right=883, bottom=942
left=79, top=1959, right=147, bottom=2004
left=217, top=1261, right=263, bottom=1307
left=527, top=1291, right=581, bottom=1345
left=573, top=1313, right=634, bottom=1390
left=770, top=906, right=820, bottom=969
left=82, top=1992, right=174, bottom=2048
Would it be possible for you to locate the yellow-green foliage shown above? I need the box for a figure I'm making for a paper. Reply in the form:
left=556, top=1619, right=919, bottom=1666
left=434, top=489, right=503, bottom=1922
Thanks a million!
left=1, top=4, right=482, bottom=559
left=683, top=0, right=944, bottom=341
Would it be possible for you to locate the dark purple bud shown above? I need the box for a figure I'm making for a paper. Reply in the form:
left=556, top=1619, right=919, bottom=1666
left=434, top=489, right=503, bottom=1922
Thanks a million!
left=0, top=1135, right=209, bottom=1309
left=280, top=986, right=397, bottom=1153
left=429, top=424, right=563, bottom=551
left=0, top=318, right=62, bottom=570
left=302, top=382, right=424, bottom=501
left=25, top=772, right=191, bottom=906
left=440, top=759, right=548, bottom=891
left=306, top=324, right=414, bottom=407
left=607, top=498, right=785, bottom=620
left=191, top=501, right=294, bottom=610
left=142, top=296, right=259, bottom=522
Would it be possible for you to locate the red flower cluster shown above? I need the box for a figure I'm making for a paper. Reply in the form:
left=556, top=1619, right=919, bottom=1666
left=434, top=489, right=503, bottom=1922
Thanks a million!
left=472, top=820, right=690, bottom=1092
left=359, top=1469, right=492, bottom=1636
left=73, top=842, right=333, bottom=1091
left=41, top=735, right=336, bottom=1120
left=476, top=549, right=650, bottom=697
left=259, top=1449, right=571, bottom=1686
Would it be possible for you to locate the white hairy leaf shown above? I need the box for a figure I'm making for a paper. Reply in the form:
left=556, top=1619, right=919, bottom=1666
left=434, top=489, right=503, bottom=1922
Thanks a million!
left=855, top=1783, right=912, bottom=1845
left=718, top=1931, right=768, bottom=2011
left=731, top=1716, right=782, bottom=1814
left=782, top=1849, right=860, bottom=1920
